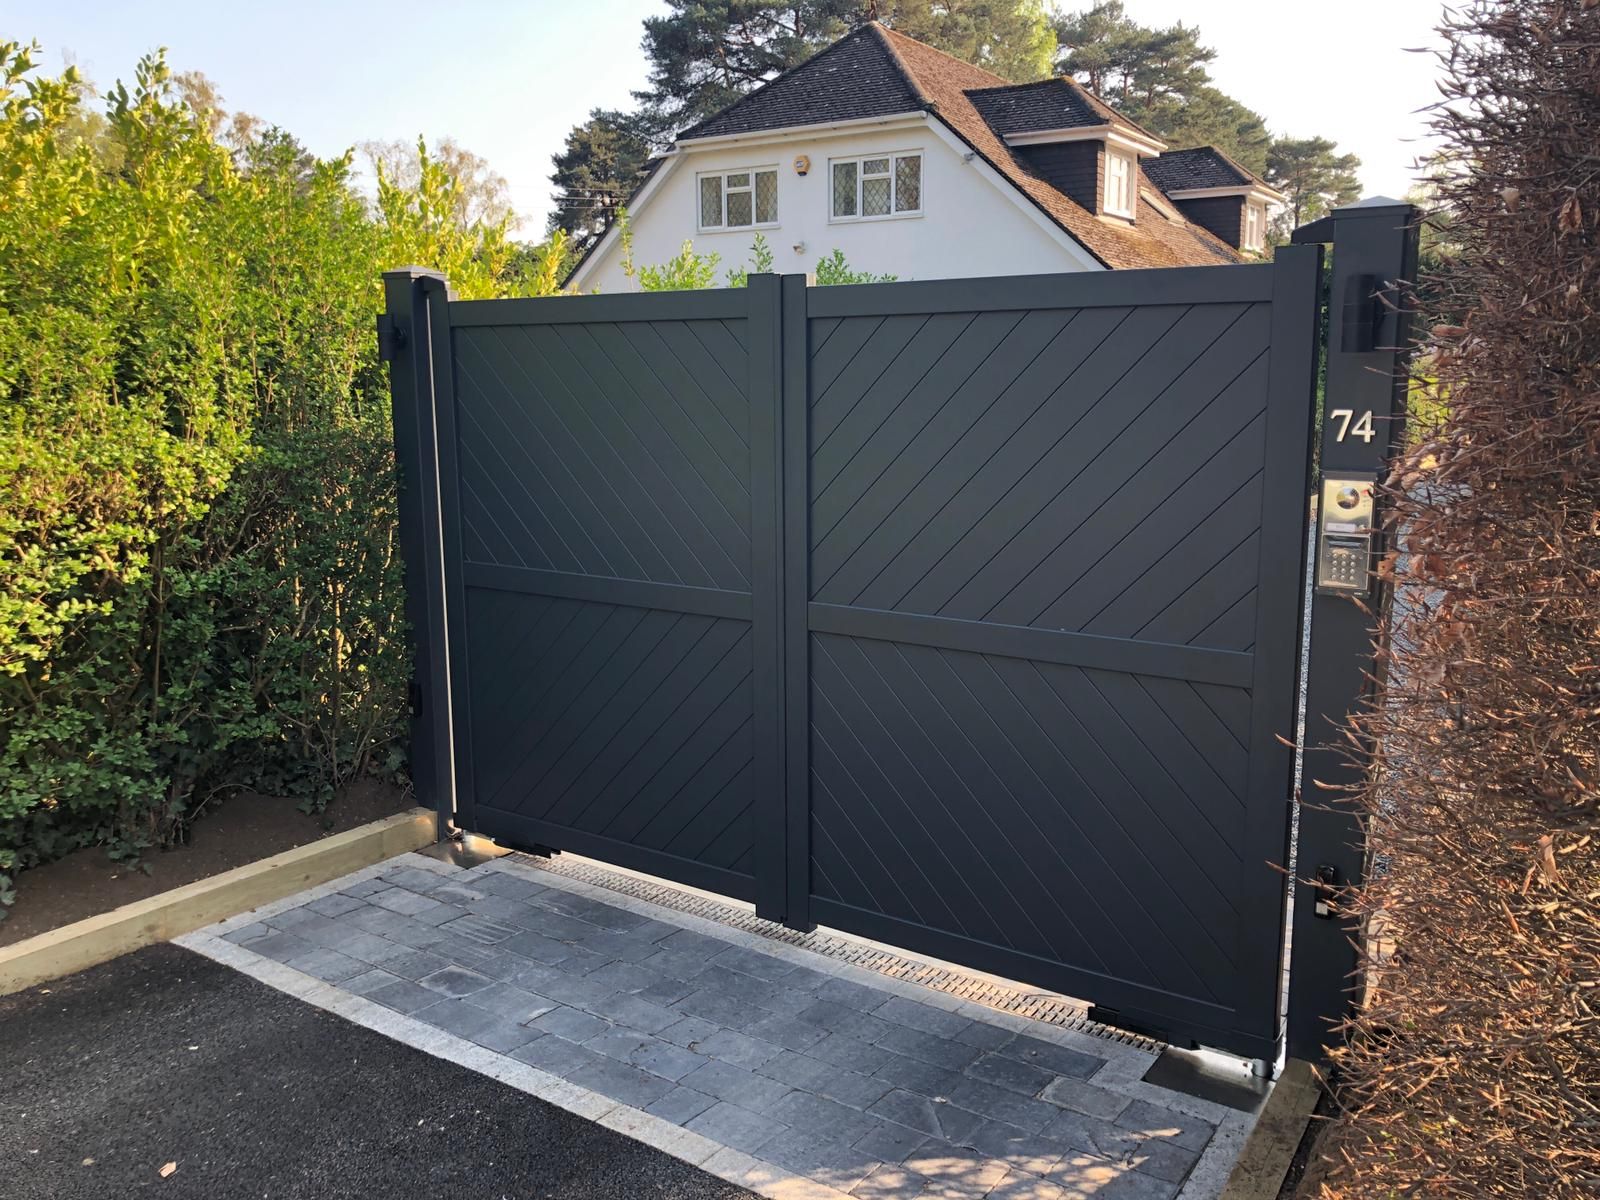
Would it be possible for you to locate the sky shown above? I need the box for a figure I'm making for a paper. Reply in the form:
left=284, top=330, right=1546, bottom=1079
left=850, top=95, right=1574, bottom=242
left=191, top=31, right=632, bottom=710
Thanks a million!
left=23, top=1, right=1446, bottom=234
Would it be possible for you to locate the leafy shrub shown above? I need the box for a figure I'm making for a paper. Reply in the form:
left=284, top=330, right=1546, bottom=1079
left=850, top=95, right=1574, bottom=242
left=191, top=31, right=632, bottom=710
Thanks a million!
left=0, top=42, right=522, bottom=911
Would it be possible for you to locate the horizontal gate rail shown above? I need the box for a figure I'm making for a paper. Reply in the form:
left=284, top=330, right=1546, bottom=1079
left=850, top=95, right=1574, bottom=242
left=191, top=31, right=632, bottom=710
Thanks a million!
left=447, top=290, right=749, bottom=326
left=464, top=563, right=754, bottom=621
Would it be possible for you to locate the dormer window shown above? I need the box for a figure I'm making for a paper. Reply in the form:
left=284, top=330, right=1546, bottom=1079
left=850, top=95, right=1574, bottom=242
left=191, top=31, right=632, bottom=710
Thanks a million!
left=1103, top=148, right=1136, bottom=219
left=1244, top=202, right=1265, bottom=251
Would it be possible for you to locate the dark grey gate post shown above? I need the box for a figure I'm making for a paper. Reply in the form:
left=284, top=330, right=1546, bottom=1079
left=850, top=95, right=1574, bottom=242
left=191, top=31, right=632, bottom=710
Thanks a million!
left=1286, top=200, right=1421, bottom=1062
left=380, top=267, right=456, bottom=841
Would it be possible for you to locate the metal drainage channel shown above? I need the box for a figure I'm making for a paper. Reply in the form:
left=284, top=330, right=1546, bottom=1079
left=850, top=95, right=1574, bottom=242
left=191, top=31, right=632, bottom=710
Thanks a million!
left=510, top=852, right=1163, bottom=1055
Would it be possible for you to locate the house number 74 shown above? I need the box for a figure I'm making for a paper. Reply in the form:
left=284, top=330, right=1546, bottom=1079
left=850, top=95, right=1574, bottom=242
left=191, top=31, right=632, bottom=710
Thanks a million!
left=1329, top=408, right=1375, bottom=443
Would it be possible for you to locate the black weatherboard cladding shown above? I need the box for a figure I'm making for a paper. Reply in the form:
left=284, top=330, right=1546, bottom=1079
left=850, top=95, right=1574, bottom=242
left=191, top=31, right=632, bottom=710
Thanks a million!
left=390, top=253, right=1325, bottom=1060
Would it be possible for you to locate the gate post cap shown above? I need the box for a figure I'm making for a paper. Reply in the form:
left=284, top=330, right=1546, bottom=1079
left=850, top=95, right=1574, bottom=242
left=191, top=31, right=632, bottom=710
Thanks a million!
left=383, top=265, right=449, bottom=281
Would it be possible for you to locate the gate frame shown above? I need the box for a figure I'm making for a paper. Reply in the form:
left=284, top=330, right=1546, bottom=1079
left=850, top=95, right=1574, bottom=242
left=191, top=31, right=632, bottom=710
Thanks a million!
left=381, top=219, right=1410, bottom=1064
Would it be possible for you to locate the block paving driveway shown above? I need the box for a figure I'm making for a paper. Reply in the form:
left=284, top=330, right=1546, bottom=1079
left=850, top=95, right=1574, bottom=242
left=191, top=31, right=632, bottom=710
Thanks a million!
left=202, top=853, right=1240, bottom=1199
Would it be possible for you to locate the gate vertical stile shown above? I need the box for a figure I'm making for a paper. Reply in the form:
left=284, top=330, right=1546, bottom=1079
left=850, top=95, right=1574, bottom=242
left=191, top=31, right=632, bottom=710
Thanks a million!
left=747, top=275, right=788, bottom=924
left=779, top=273, right=815, bottom=933
left=1234, top=243, right=1324, bottom=1058
left=1287, top=201, right=1421, bottom=1063
left=381, top=268, right=457, bottom=840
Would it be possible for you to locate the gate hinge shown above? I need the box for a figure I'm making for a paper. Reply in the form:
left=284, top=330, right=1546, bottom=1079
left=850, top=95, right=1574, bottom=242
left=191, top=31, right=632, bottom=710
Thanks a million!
left=376, top=313, right=406, bottom=363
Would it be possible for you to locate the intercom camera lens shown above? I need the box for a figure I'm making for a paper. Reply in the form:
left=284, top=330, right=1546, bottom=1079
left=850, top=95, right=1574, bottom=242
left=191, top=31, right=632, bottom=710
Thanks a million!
left=1336, top=486, right=1360, bottom=509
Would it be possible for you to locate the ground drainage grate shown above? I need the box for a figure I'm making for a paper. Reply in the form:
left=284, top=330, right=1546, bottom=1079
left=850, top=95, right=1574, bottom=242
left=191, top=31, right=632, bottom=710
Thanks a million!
left=509, top=852, right=1163, bottom=1054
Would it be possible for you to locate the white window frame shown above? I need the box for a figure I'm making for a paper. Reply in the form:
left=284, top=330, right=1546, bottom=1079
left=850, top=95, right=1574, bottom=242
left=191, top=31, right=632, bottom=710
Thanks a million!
left=1243, top=202, right=1264, bottom=251
left=828, top=150, right=924, bottom=223
left=696, top=166, right=780, bottom=233
left=1103, top=147, right=1136, bottom=219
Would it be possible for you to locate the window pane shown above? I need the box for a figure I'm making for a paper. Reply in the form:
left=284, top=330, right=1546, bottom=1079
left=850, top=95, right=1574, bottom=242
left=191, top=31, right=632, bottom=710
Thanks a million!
left=726, top=172, right=750, bottom=189
left=700, top=176, right=723, bottom=226
left=894, top=156, right=921, bottom=211
left=727, top=189, right=753, bottom=226
left=863, top=175, right=891, bottom=216
left=832, top=161, right=857, bottom=217
left=863, top=157, right=889, bottom=175
left=755, top=170, right=778, bottom=223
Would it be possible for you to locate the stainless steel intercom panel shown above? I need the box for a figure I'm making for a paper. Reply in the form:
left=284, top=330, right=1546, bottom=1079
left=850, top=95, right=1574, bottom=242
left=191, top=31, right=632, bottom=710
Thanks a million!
left=1316, top=477, right=1375, bottom=596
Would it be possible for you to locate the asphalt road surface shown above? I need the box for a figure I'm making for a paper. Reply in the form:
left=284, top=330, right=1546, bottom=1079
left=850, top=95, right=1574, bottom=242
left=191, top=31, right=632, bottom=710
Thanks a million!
left=1, top=942, right=756, bottom=1199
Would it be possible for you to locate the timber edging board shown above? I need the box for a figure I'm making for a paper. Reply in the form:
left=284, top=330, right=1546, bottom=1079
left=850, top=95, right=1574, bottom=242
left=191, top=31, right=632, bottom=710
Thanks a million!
left=0, top=807, right=436, bottom=995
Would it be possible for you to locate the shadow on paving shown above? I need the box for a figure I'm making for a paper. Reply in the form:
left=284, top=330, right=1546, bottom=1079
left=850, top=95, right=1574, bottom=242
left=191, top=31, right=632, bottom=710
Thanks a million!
left=1, top=943, right=756, bottom=1200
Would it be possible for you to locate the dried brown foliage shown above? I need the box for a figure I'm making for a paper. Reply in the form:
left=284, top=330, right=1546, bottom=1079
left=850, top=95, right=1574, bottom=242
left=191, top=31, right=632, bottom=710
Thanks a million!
left=1316, top=1, right=1600, bottom=1195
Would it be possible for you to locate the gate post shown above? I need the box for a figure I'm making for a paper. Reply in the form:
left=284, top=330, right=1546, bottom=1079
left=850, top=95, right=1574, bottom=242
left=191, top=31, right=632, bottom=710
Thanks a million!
left=380, top=267, right=456, bottom=841
left=1286, top=200, right=1421, bottom=1062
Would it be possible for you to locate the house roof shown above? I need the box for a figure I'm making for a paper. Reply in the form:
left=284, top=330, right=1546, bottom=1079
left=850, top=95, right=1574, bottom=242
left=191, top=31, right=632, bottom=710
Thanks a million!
left=868, top=25, right=1239, bottom=269
left=1143, top=146, right=1259, bottom=193
left=579, top=23, right=1247, bottom=279
left=679, top=26, right=925, bottom=141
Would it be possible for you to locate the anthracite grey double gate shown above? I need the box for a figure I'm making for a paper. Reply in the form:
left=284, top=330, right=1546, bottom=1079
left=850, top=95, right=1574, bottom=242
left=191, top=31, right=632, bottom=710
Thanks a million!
left=383, top=249, right=1323, bottom=1060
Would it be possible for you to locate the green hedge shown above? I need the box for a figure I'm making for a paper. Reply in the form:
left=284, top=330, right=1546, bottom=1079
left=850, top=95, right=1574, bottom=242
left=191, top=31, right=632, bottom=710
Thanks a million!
left=0, top=43, right=519, bottom=911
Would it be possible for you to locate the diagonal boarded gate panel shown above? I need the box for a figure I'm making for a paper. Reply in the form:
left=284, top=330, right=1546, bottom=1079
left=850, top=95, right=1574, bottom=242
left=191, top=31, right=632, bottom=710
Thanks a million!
left=788, top=264, right=1320, bottom=1059
left=393, top=253, right=1321, bottom=1060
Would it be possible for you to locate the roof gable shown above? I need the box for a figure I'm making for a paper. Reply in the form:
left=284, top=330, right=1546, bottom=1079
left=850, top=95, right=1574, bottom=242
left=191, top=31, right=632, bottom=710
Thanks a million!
left=679, top=25, right=923, bottom=141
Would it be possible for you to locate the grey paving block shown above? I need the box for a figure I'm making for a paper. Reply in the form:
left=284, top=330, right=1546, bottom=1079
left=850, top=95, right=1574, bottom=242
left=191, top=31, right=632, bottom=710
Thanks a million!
left=536, top=890, right=648, bottom=933
left=758, top=1051, right=891, bottom=1111
left=633, top=975, right=700, bottom=1008
left=851, top=1164, right=943, bottom=1200
left=812, top=975, right=887, bottom=1009
left=370, top=888, right=446, bottom=918
left=955, top=1022, right=1015, bottom=1052
left=874, top=1051, right=963, bottom=1098
left=946, top=1076, right=1059, bottom=1135
left=687, top=963, right=787, bottom=1008
left=795, top=998, right=894, bottom=1043
left=876, top=1025, right=984, bottom=1073
left=645, top=1086, right=718, bottom=1126
left=341, top=968, right=402, bottom=996
left=522, top=967, right=616, bottom=1009
left=585, top=960, right=665, bottom=995
left=372, top=947, right=454, bottom=981
left=414, top=902, right=470, bottom=928
left=425, top=881, right=491, bottom=905
left=1040, top=1078, right=1130, bottom=1121
left=578, top=928, right=677, bottom=963
left=708, top=944, right=800, bottom=982
left=764, top=1090, right=861, bottom=1141
left=285, top=946, right=367, bottom=984
left=244, top=931, right=311, bottom=963
left=759, top=1127, right=882, bottom=1193
left=866, top=1089, right=986, bottom=1145
left=808, top=1032, right=894, bottom=1074
left=566, top=1055, right=677, bottom=1109
left=684, top=1101, right=785, bottom=1155
left=1113, top=1099, right=1214, bottom=1152
left=381, top=866, right=452, bottom=892
left=264, top=905, right=334, bottom=934
left=658, top=1014, right=724, bottom=1050
left=995, top=1034, right=1105, bottom=1081
left=413, top=998, right=508, bottom=1043
left=472, top=1021, right=544, bottom=1055
left=744, top=1012, right=829, bottom=1053
left=583, top=1027, right=705, bottom=1082
left=586, top=991, right=680, bottom=1035
left=464, top=981, right=556, bottom=1024
left=903, top=1142, right=1012, bottom=1193
left=773, top=962, right=832, bottom=991
left=1050, top=1154, right=1178, bottom=1200
left=679, top=1059, right=792, bottom=1112
left=340, top=877, right=392, bottom=898
left=639, top=948, right=719, bottom=984
left=853, top=1120, right=930, bottom=1165
left=344, top=907, right=447, bottom=948
left=969, top=1120, right=1070, bottom=1178
left=692, top=1027, right=782, bottom=1070
left=500, top=928, right=584, bottom=966
left=529, top=1005, right=611, bottom=1044
left=967, top=1051, right=1054, bottom=1098
left=438, top=913, right=519, bottom=945
left=513, top=908, right=617, bottom=942
left=509, top=1032, right=608, bottom=1078
left=676, top=988, right=768, bottom=1031
left=545, top=943, right=612, bottom=977
left=307, top=893, right=367, bottom=918
left=437, top=941, right=537, bottom=983
left=417, top=965, right=493, bottom=999
left=473, top=870, right=548, bottom=901
left=874, top=996, right=976, bottom=1041
left=366, top=977, right=444, bottom=1015
left=655, top=928, right=731, bottom=958
left=984, top=1172, right=1069, bottom=1200
left=1040, top=1111, right=1146, bottom=1162
left=324, top=930, right=400, bottom=965
left=1128, top=1139, right=1199, bottom=1184
left=223, top=921, right=271, bottom=945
